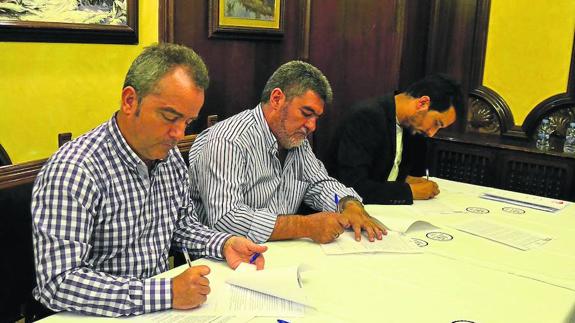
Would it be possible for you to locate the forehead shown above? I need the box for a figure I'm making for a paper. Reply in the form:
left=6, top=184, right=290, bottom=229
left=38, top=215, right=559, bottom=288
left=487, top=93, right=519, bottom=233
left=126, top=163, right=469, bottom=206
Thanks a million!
left=147, top=68, right=204, bottom=114
left=288, top=90, right=324, bottom=115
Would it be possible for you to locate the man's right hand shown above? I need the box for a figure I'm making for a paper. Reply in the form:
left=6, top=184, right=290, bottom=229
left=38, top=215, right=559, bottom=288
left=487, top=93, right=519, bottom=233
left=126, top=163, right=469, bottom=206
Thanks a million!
left=409, top=180, right=440, bottom=200
left=172, top=265, right=211, bottom=310
left=304, top=212, right=350, bottom=244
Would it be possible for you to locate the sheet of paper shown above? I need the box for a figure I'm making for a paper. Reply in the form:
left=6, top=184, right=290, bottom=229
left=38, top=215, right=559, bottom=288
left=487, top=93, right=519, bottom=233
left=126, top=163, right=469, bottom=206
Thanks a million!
left=226, top=263, right=312, bottom=307
left=159, top=273, right=305, bottom=317
left=451, top=219, right=552, bottom=251
left=480, top=192, right=569, bottom=213
left=366, top=205, right=439, bottom=233
left=321, top=230, right=422, bottom=255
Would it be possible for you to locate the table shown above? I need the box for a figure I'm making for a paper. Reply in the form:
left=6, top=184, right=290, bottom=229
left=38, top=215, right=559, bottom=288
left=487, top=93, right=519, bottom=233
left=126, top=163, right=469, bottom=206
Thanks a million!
left=38, top=179, right=575, bottom=323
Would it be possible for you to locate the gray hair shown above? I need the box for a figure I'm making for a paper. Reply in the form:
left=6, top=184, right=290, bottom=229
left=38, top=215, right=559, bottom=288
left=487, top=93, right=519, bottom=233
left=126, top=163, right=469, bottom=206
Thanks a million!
left=123, top=43, right=209, bottom=103
left=260, top=60, right=333, bottom=104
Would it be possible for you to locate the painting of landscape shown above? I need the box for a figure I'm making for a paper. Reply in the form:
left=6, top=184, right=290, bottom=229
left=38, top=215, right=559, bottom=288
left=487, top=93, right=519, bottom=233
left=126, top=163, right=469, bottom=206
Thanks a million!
left=0, top=0, right=128, bottom=25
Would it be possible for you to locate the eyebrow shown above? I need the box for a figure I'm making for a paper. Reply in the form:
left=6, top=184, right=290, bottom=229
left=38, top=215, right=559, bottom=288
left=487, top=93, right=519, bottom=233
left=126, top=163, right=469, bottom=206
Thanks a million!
left=159, top=107, right=184, bottom=118
left=302, top=106, right=322, bottom=117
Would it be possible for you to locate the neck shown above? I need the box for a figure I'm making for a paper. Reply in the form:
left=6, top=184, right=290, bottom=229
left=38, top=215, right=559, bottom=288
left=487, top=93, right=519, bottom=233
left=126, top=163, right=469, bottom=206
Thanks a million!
left=394, top=93, right=412, bottom=124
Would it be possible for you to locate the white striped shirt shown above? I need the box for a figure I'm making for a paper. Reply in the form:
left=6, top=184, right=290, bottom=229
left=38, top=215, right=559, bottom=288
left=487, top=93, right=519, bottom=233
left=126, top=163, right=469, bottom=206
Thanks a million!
left=189, top=105, right=361, bottom=243
left=32, top=115, right=230, bottom=317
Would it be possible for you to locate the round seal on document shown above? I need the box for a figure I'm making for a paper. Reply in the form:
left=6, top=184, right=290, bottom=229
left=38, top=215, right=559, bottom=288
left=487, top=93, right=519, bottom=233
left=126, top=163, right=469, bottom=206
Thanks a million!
left=411, top=238, right=428, bottom=247
left=465, top=207, right=489, bottom=214
left=502, top=207, right=525, bottom=214
left=425, top=232, right=453, bottom=241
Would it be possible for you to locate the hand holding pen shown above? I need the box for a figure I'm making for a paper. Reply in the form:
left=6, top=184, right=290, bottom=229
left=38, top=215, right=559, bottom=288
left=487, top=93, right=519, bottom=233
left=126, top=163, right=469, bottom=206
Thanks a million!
left=172, top=246, right=211, bottom=310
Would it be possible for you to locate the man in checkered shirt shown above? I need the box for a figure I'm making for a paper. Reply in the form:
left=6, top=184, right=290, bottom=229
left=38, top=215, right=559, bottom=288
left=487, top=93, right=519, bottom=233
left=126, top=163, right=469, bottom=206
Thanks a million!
left=31, top=43, right=267, bottom=317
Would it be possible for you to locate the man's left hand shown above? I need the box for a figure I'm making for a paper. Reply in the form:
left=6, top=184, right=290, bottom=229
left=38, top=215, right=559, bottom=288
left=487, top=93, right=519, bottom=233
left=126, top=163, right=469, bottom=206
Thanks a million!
left=341, top=202, right=387, bottom=242
left=223, top=236, right=268, bottom=270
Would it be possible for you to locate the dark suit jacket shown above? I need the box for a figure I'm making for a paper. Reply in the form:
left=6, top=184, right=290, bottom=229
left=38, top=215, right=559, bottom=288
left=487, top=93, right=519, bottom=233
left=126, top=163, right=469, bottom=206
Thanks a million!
left=325, top=94, right=427, bottom=205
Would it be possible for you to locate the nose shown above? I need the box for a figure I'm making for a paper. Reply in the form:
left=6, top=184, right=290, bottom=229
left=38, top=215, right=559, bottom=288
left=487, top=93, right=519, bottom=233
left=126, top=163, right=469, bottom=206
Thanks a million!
left=169, top=122, right=186, bottom=141
left=305, top=117, right=317, bottom=133
left=427, top=127, right=439, bottom=137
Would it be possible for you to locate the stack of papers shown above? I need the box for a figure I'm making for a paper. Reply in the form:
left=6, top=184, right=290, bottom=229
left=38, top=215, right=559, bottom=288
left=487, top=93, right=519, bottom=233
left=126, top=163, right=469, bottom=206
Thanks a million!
left=480, top=192, right=569, bottom=213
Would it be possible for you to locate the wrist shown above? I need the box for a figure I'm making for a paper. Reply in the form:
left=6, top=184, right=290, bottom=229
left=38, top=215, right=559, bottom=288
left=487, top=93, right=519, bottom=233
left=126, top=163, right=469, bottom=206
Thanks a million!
left=221, top=236, right=234, bottom=259
left=337, top=196, right=363, bottom=213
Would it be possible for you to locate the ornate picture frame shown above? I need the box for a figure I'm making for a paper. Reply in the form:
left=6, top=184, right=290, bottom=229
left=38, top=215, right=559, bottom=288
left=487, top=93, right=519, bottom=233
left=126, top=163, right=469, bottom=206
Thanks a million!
left=0, top=0, right=138, bottom=44
left=209, top=0, right=284, bottom=40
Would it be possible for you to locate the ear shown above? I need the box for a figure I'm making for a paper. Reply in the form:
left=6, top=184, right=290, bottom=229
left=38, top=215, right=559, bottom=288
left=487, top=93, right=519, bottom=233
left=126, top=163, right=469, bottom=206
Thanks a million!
left=269, top=88, right=286, bottom=111
left=415, top=95, right=430, bottom=112
left=121, top=86, right=139, bottom=116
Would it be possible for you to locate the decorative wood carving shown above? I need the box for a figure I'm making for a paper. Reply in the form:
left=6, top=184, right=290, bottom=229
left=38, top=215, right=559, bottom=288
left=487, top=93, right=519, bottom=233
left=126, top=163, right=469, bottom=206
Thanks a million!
left=466, top=85, right=514, bottom=135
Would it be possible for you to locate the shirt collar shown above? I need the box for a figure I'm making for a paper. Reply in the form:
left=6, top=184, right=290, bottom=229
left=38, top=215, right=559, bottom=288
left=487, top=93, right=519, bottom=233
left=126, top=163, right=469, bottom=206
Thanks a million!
left=253, top=104, right=280, bottom=154
left=107, top=113, right=149, bottom=170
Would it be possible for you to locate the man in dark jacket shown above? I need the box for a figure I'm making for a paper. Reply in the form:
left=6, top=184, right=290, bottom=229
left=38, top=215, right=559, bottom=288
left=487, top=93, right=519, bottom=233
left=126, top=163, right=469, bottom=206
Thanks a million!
left=326, top=74, right=463, bottom=205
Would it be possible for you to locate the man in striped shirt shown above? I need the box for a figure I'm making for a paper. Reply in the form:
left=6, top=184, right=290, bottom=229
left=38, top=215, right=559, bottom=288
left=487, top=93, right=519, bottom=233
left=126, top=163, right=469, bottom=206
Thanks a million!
left=31, top=44, right=266, bottom=318
left=189, top=61, right=386, bottom=245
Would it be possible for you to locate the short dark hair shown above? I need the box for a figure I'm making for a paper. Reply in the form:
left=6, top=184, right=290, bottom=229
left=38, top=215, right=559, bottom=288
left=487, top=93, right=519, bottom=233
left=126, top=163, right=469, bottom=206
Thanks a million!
left=405, top=74, right=463, bottom=113
left=123, top=43, right=209, bottom=103
left=260, top=60, right=333, bottom=104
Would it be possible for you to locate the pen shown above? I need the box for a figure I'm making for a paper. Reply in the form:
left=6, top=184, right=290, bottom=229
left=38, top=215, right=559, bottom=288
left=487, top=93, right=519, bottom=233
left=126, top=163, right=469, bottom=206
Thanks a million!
left=334, top=193, right=339, bottom=210
left=426, top=168, right=429, bottom=181
left=182, top=246, right=192, bottom=268
left=249, top=252, right=261, bottom=264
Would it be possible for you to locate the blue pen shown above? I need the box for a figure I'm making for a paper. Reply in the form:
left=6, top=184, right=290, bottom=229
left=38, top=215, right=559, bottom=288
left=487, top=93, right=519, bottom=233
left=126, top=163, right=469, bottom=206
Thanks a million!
left=249, top=252, right=261, bottom=264
left=334, top=193, right=339, bottom=207
left=277, top=320, right=290, bottom=323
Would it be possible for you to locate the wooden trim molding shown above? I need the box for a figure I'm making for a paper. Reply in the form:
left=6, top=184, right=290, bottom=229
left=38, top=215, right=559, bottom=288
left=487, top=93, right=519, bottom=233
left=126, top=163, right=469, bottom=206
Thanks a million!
left=0, top=135, right=197, bottom=191
left=469, top=0, right=491, bottom=89
left=159, top=0, right=175, bottom=43
left=0, top=159, right=46, bottom=190
left=298, top=0, right=311, bottom=61
left=467, top=85, right=514, bottom=135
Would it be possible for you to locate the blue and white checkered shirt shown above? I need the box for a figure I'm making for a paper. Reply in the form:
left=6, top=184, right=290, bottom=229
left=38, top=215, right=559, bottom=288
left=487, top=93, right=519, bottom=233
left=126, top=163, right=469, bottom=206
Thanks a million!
left=32, top=115, right=230, bottom=317
left=189, top=105, right=361, bottom=243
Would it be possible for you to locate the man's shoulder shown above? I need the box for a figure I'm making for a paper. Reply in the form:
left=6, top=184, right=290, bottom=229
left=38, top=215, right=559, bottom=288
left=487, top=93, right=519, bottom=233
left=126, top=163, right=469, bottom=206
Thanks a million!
left=199, top=109, right=258, bottom=145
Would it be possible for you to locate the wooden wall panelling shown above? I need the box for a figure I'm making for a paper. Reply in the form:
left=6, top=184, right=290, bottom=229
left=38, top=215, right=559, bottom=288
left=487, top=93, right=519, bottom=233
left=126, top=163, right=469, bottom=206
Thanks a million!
left=167, top=0, right=307, bottom=135
left=308, top=0, right=428, bottom=160
left=498, top=152, right=575, bottom=201
left=426, top=0, right=490, bottom=133
left=428, top=139, right=496, bottom=187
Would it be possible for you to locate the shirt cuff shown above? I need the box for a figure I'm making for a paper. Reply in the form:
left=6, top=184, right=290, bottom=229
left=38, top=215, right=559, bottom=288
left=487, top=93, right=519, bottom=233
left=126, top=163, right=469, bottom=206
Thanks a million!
left=246, top=209, right=278, bottom=244
left=143, top=278, right=172, bottom=313
left=205, top=230, right=232, bottom=259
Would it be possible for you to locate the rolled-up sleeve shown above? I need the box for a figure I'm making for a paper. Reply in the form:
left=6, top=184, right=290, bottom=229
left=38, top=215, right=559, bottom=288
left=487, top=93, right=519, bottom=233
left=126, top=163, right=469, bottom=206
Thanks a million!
left=299, top=143, right=362, bottom=211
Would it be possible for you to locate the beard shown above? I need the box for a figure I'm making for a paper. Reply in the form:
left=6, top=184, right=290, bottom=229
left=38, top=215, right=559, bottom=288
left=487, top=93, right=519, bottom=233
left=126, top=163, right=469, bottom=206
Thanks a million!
left=403, top=114, right=426, bottom=136
left=276, top=106, right=308, bottom=149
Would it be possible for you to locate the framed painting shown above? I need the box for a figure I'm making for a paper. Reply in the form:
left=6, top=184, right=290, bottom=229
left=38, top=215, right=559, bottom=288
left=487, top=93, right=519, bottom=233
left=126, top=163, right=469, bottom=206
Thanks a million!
left=0, top=0, right=138, bottom=44
left=209, top=0, right=284, bottom=40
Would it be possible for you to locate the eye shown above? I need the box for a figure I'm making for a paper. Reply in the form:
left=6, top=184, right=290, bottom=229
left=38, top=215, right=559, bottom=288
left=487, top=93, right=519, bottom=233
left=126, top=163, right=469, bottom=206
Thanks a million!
left=301, top=110, right=313, bottom=118
left=161, top=113, right=178, bottom=122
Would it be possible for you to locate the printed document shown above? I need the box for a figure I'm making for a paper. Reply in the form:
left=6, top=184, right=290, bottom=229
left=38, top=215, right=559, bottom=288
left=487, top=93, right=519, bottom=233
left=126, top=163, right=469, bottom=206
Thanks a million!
left=479, top=192, right=569, bottom=212
left=451, top=219, right=552, bottom=250
left=321, top=230, right=422, bottom=255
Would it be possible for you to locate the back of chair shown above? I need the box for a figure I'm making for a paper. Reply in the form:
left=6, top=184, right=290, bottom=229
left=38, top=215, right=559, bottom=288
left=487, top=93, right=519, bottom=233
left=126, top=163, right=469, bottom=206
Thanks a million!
left=0, top=160, right=54, bottom=322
